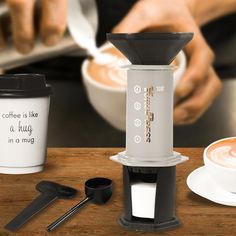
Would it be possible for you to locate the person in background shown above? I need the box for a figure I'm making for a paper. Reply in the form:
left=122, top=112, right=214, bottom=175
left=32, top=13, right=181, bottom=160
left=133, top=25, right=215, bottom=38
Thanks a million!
left=112, top=0, right=236, bottom=125
left=0, top=0, right=236, bottom=125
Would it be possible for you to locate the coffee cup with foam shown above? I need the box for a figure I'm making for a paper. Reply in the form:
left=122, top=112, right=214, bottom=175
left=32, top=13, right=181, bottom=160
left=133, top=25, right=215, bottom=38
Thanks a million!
left=82, top=43, right=186, bottom=131
left=204, top=137, right=236, bottom=193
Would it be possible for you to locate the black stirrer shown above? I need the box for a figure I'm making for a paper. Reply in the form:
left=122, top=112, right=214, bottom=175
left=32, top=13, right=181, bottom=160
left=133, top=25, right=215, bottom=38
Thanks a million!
left=5, top=181, right=77, bottom=232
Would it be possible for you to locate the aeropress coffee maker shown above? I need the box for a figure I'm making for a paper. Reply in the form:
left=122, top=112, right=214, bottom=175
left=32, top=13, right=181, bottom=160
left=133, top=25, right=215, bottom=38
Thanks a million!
left=107, top=32, right=193, bottom=231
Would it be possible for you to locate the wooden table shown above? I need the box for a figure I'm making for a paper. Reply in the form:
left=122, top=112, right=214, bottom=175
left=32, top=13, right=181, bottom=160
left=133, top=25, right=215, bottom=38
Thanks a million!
left=0, top=148, right=236, bottom=236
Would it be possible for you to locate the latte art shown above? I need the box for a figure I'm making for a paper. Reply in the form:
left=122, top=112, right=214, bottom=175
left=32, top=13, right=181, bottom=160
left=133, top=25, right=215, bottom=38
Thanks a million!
left=87, top=45, right=179, bottom=88
left=207, top=138, right=236, bottom=168
left=87, top=46, right=129, bottom=88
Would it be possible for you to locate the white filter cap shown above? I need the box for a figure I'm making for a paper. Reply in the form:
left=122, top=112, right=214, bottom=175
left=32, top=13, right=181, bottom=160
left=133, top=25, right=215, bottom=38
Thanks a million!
left=131, top=182, right=156, bottom=219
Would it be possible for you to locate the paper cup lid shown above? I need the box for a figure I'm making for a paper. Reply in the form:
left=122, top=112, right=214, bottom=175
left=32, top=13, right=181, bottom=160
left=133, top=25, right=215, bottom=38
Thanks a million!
left=0, top=74, right=53, bottom=98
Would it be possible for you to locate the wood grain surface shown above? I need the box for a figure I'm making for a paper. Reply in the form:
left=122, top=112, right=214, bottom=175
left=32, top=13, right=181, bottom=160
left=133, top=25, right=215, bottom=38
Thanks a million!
left=0, top=148, right=236, bottom=236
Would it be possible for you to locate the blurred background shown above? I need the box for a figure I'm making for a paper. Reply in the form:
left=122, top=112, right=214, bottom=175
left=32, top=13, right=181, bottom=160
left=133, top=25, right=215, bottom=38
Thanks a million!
left=1, top=0, right=236, bottom=147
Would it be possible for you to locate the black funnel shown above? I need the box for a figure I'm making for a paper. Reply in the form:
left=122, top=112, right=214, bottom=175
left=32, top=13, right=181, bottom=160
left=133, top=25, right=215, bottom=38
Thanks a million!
left=107, top=32, right=193, bottom=65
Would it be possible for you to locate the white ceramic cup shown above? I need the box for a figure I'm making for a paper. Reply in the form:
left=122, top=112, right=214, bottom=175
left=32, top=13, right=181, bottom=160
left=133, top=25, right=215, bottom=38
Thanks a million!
left=204, top=137, right=236, bottom=193
left=0, top=74, right=52, bottom=174
left=82, top=43, right=186, bottom=131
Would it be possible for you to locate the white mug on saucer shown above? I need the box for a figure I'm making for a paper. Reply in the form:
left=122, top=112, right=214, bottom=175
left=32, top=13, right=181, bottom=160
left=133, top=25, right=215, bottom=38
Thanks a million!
left=204, top=137, right=236, bottom=193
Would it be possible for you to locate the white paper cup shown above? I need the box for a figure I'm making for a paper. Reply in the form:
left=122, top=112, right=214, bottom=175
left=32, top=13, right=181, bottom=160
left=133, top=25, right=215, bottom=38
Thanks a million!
left=204, top=137, right=236, bottom=193
left=0, top=74, right=52, bottom=174
left=82, top=44, right=186, bottom=131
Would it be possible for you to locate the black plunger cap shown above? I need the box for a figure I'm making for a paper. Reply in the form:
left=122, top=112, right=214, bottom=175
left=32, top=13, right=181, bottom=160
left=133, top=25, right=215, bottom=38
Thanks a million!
left=0, top=74, right=52, bottom=98
left=107, top=32, right=193, bottom=65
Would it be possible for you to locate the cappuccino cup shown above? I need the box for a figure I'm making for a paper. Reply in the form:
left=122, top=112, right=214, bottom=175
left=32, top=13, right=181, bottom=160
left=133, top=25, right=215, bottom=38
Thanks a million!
left=82, top=43, right=186, bottom=131
left=0, top=74, right=52, bottom=174
left=204, top=137, right=236, bottom=193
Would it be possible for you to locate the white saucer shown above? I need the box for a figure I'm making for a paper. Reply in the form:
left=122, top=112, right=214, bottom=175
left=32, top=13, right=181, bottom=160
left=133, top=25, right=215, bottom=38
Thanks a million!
left=187, top=166, right=236, bottom=206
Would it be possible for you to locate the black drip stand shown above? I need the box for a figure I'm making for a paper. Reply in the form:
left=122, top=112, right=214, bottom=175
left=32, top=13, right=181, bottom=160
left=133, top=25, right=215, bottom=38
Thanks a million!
left=119, top=166, right=179, bottom=232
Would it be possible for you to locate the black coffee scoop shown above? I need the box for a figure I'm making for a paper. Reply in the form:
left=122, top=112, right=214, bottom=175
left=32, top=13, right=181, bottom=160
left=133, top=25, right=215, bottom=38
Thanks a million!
left=5, top=181, right=77, bottom=232
left=47, top=177, right=112, bottom=232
